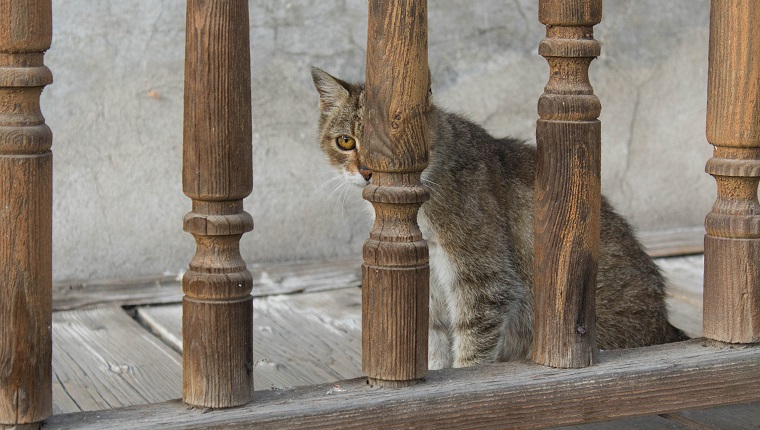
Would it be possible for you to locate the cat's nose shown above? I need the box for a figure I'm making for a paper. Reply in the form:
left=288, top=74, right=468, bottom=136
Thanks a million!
left=359, top=166, right=373, bottom=181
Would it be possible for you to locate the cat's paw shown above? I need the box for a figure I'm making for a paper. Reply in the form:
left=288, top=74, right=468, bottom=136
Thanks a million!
left=452, top=357, right=479, bottom=368
left=428, top=357, right=449, bottom=370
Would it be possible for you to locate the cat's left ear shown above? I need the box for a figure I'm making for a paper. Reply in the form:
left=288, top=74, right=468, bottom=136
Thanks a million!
left=311, top=67, right=350, bottom=113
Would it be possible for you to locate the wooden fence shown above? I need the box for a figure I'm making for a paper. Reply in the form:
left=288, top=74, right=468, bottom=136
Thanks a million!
left=2, top=0, right=759, bottom=428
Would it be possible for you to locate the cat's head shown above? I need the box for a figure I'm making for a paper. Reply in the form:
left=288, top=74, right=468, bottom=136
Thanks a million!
left=311, top=67, right=372, bottom=187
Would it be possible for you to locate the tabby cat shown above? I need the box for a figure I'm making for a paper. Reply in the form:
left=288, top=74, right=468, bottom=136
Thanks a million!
left=311, top=67, right=687, bottom=369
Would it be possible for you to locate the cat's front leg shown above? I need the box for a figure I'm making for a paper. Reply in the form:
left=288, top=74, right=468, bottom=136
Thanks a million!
left=428, top=287, right=452, bottom=370
left=450, top=276, right=533, bottom=367
left=449, top=277, right=530, bottom=368
left=450, top=300, right=503, bottom=368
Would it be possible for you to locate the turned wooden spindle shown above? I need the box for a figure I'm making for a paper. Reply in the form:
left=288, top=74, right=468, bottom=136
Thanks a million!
left=362, top=0, right=430, bottom=387
left=0, top=0, right=53, bottom=427
left=533, top=0, right=602, bottom=368
left=703, top=0, right=760, bottom=344
left=182, top=0, right=254, bottom=407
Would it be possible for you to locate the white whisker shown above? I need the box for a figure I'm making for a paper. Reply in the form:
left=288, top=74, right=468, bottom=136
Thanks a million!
left=312, top=175, right=344, bottom=198
left=339, top=182, right=350, bottom=222
left=421, top=178, right=441, bottom=194
left=326, top=181, right=344, bottom=201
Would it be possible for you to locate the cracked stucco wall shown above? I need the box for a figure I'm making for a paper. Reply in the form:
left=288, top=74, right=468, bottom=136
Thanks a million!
left=44, top=0, right=713, bottom=282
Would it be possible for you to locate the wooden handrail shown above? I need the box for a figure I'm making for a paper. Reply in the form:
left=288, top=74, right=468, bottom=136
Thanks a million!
left=44, top=341, right=760, bottom=429
left=181, top=0, right=254, bottom=407
left=534, top=0, right=602, bottom=368
left=704, top=0, right=760, bottom=343
left=0, top=0, right=54, bottom=427
left=362, top=0, right=431, bottom=388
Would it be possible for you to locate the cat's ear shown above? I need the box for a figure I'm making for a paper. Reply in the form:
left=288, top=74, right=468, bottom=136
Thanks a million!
left=311, top=67, right=350, bottom=113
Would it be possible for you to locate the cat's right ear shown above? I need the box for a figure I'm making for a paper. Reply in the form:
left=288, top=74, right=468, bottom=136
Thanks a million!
left=311, top=67, right=350, bottom=113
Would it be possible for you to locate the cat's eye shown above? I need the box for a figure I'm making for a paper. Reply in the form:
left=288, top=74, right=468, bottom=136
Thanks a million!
left=335, top=135, right=356, bottom=151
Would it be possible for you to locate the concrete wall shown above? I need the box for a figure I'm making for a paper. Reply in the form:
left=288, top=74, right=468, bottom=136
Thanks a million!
left=44, top=0, right=713, bottom=282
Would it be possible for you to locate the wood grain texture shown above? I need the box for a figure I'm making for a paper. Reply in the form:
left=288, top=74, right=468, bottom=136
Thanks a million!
left=51, top=307, right=181, bottom=415
left=44, top=340, right=760, bottom=430
left=534, top=0, right=602, bottom=369
left=136, top=288, right=362, bottom=390
left=182, top=0, right=254, bottom=407
left=703, top=0, right=760, bottom=343
left=0, top=0, right=53, bottom=426
left=638, top=227, right=705, bottom=257
left=52, top=258, right=362, bottom=311
left=362, top=0, right=430, bottom=387
left=676, top=401, right=760, bottom=429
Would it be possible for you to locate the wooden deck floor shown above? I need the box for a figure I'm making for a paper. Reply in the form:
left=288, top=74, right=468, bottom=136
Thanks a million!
left=45, top=253, right=760, bottom=429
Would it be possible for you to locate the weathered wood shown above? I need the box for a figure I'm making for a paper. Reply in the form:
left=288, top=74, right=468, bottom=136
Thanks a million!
left=676, top=401, right=760, bottom=429
left=534, top=0, right=602, bottom=368
left=363, top=0, right=430, bottom=387
left=638, top=227, right=704, bottom=257
left=182, top=0, right=254, bottom=407
left=44, top=340, right=760, bottom=429
left=0, top=0, right=53, bottom=426
left=51, top=307, right=182, bottom=415
left=703, top=0, right=760, bottom=343
left=52, top=241, right=692, bottom=312
left=557, top=414, right=690, bottom=429
left=52, top=258, right=362, bottom=311
left=136, top=288, right=362, bottom=390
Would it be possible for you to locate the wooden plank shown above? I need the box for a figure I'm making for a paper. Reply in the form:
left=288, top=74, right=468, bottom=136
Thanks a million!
left=656, top=255, right=704, bottom=338
left=45, top=340, right=760, bottom=429
left=0, top=0, right=54, bottom=425
left=675, top=401, right=760, bottom=429
left=136, top=288, right=362, bottom=391
left=639, top=227, right=705, bottom=257
left=51, top=247, right=701, bottom=314
left=558, top=414, right=689, bottom=429
left=51, top=307, right=181, bottom=414
left=50, top=232, right=698, bottom=314
left=53, top=275, right=182, bottom=311
left=52, top=258, right=362, bottom=311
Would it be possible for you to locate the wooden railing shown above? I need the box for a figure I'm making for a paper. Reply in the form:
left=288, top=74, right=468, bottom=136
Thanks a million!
left=2, top=0, right=760, bottom=428
left=181, top=0, right=255, bottom=408
left=534, top=0, right=602, bottom=369
left=0, top=0, right=53, bottom=426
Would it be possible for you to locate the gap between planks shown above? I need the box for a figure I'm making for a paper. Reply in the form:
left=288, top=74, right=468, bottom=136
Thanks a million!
left=52, top=258, right=363, bottom=311
left=135, top=288, right=363, bottom=391
left=50, top=228, right=704, bottom=312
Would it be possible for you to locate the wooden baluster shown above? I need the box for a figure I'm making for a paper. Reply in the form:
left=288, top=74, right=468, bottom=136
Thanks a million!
left=704, top=0, right=760, bottom=343
left=533, top=0, right=602, bottom=368
left=182, top=0, right=254, bottom=407
left=0, top=0, right=53, bottom=427
left=363, top=0, right=430, bottom=387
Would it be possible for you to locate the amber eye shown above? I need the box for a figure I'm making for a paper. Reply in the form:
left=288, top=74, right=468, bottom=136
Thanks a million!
left=335, top=135, right=356, bottom=151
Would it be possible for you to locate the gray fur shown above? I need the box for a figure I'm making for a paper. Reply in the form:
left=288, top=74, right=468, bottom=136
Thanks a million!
left=311, top=67, right=687, bottom=369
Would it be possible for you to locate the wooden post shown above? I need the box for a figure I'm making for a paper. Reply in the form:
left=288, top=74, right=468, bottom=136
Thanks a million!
left=182, top=0, right=254, bottom=407
left=533, top=0, right=602, bottom=368
left=704, top=0, right=760, bottom=343
left=362, top=0, right=430, bottom=387
left=0, top=0, right=53, bottom=427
